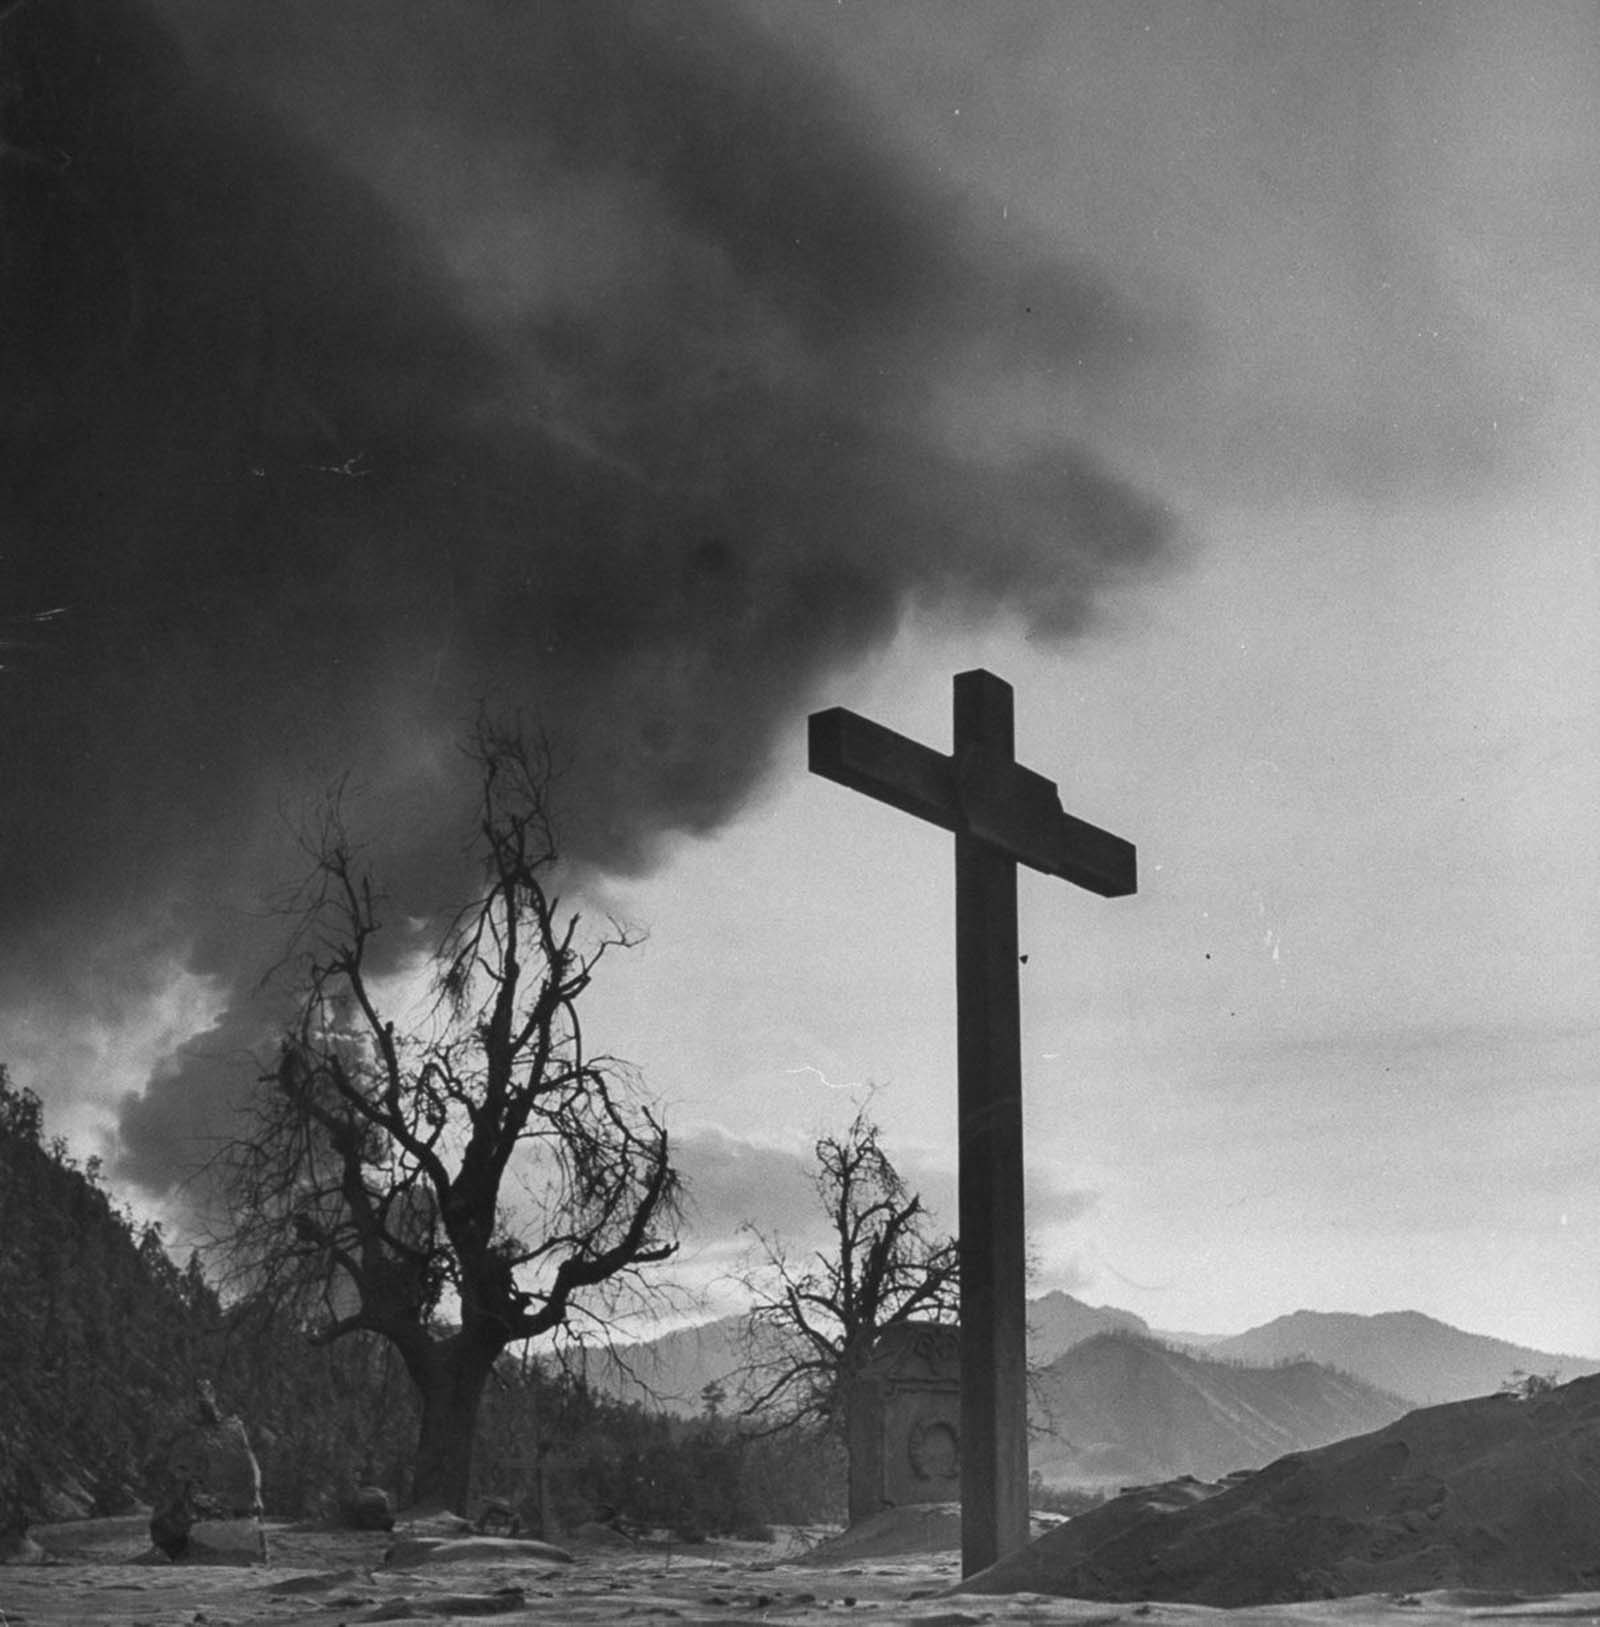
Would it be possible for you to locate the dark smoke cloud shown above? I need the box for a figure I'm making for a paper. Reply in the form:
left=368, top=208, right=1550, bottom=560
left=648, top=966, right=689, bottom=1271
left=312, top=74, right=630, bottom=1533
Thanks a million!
left=2, top=0, right=1173, bottom=1193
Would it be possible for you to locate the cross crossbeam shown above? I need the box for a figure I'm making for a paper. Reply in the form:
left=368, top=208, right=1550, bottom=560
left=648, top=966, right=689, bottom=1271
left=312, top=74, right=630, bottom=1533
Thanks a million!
left=807, top=706, right=1135, bottom=896
left=807, top=668, right=1136, bottom=1577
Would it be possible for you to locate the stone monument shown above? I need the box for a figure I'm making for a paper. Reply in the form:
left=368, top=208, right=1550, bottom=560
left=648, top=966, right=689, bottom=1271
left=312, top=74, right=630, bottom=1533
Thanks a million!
left=846, top=1322, right=962, bottom=1524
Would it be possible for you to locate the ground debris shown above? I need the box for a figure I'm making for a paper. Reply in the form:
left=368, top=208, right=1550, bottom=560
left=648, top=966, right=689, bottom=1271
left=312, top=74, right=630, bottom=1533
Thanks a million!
left=352, top=1584, right=526, bottom=1619
left=383, top=1535, right=573, bottom=1569
left=263, top=1567, right=368, bottom=1594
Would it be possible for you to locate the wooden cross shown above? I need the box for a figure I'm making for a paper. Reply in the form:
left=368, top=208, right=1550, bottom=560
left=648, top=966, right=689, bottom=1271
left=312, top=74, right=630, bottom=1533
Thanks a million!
left=808, top=669, right=1136, bottom=1577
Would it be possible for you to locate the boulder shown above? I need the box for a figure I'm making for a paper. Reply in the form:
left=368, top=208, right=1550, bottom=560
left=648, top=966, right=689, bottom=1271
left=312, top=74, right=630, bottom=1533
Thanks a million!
left=475, top=1497, right=519, bottom=1535
left=179, top=1517, right=269, bottom=1565
left=572, top=1519, right=635, bottom=1548
left=347, top=1485, right=396, bottom=1531
left=148, top=1380, right=266, bottom=1563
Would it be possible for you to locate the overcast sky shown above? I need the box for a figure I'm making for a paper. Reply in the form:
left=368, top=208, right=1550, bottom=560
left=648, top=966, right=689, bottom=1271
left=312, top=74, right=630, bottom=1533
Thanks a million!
left=8, top=1, right=1600, bottom=1355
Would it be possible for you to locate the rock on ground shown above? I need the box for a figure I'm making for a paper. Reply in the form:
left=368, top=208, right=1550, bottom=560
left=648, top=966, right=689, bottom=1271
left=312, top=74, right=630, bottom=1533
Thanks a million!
left=347, top=1485, right=396, bottom=1531
left=178, top=1516, right=269, bottom=1565
left=963, top=1371, right=1600, bottom=1605
left=383, top=1533, right=574, bottom=1569
left=148, top=1380, right=266, bottom=1562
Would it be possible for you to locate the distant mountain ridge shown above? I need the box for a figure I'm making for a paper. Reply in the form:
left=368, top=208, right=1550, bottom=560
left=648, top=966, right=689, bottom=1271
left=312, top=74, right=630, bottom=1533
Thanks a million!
left=1029, top=1329, right=1410, bottom=1488
left=596, top=1295, right=1600, bottom=1423
left=592, top=1303, right=1413, bottom=1490
left=1027, top=1290, right=1149, bottom=1362
left=589, top=1291, right=1156, bottom=1415
left=582, top=1313, right=756, bottom=1414
left=1207, top=1309, right=1600, bottom=1405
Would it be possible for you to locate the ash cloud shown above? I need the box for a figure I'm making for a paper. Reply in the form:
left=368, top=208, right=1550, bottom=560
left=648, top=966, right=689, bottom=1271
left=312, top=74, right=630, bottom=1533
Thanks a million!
left=2, top=0, right=1173, bottom=1193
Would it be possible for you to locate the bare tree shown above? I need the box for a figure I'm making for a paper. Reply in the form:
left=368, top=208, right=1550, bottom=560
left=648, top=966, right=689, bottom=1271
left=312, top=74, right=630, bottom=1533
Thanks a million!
left=739, top=1108, right=958, bottom=1439
left=217, top=726, right=679, bottom=1512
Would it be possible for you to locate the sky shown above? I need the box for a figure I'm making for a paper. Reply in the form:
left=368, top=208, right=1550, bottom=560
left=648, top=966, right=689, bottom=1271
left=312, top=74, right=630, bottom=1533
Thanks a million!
left=5, top=0, right=1600, bottom=1356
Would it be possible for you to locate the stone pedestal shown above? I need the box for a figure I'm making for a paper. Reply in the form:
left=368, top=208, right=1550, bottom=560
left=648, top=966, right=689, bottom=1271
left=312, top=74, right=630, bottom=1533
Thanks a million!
left=845, top=1322, right=961, bottom=1525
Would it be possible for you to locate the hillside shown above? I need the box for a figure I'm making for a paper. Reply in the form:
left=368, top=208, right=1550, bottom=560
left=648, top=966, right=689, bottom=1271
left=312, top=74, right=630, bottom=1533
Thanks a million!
left=578, top=1314, right=760, bottom=1414
left=1028, top=1330, right=1410, bottom=1488
left=0, top=1071, right=430, bottom=1524
left=0, top=1073, right=843, bottom=1536
left=0, top=1076, right=216, bottom=1524
left=1210, top=1309, right=1600, bottom=1405
left=1026, top=1291, right=1149, bottom=1364
left=972, top=1371, right=1600, bottom=1605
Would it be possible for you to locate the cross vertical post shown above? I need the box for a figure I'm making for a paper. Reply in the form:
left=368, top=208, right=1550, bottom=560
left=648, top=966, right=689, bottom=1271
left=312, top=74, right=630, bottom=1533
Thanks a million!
left=952, top=670, right=1030, bottom=1573
left=807, top=668, right=1136, bottom=1578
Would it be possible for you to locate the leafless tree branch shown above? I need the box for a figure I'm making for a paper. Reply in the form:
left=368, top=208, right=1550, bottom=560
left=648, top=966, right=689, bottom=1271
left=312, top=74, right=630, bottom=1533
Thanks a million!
left=735, top=1108, right=958, bottom=1441
left=211, top=720, right=680, bottom=1508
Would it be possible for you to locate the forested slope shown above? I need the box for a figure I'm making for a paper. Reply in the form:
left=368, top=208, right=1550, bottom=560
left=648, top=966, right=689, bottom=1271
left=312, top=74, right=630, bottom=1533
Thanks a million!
left=0, top=1072, right=214, bottom=1522
left=0, top=1070, right=839, bottom=1533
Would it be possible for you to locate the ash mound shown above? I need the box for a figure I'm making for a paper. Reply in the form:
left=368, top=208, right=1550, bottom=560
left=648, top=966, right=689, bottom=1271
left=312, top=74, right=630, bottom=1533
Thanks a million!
left=800, top=1504, right=1068, bottom=1563
left=964, top=1372, right=1600, bottom=1606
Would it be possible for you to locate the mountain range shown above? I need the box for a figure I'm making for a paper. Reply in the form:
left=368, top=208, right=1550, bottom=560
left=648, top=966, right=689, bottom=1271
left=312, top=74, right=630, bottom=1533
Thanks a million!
left=1029, top=1329, right=1409, bottom=1487
left=603, top=1291, right=1599, bottom=1416
left=589, top=1292, right=1600, bottom=1488
left=1201, top=1307, right=1600, bottom=1404
left=589, top=1291, right=1155, bottom=1414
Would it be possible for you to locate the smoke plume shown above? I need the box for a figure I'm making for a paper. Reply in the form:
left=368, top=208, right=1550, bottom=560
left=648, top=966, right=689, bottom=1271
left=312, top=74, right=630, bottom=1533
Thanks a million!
left=2, top=0, right=1173, bottom=1192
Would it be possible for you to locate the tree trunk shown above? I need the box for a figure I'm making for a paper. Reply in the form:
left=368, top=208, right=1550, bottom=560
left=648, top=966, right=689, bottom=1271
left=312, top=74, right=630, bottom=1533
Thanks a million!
left=410, top=1344, right=496, bottom=1514
left=843, top=1375, right=881, bottom=1526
